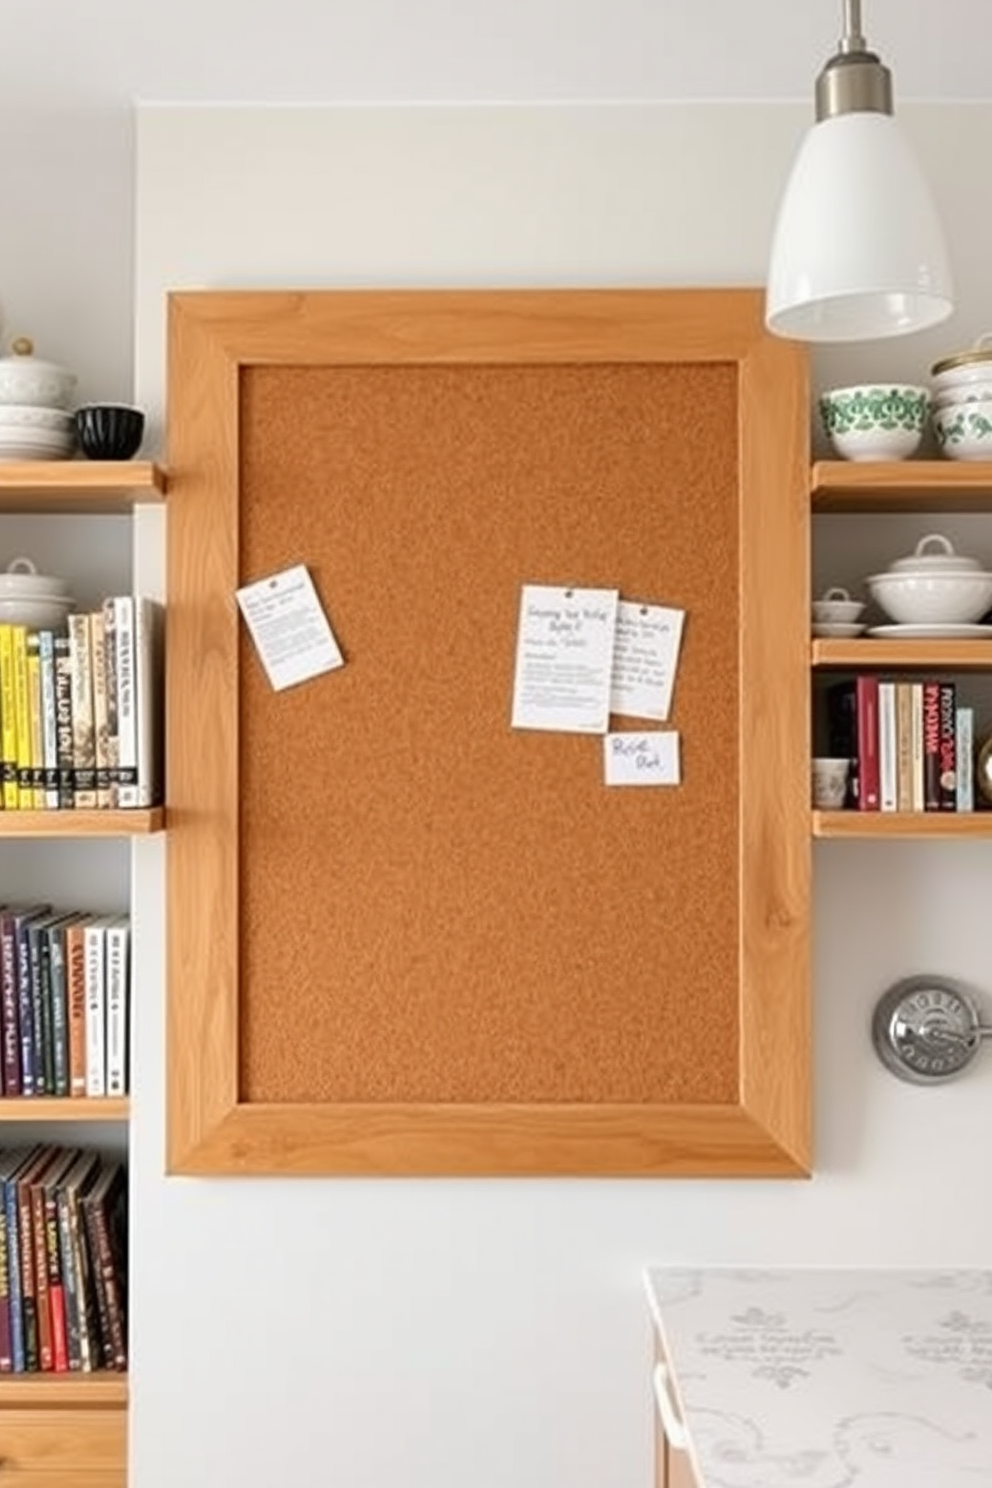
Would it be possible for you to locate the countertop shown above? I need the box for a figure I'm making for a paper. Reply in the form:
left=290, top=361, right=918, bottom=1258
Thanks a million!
left=644, top=1266, right=992, bottom=1488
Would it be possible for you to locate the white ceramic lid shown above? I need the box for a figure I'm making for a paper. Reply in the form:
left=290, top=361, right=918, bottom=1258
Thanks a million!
left=883, top=533, right=984, bottom=575
left=0, top=336, right=77, bottom=407
left=0, top=556, right=71, bottom=598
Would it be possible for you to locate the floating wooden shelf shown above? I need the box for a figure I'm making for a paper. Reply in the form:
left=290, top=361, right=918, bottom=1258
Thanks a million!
left=813, top=810, right=992, bottom=839
left=0, top=1371, right=128, bottom=1406
left=0, top=808, right=163, bottom=837
left=811, top=459, right=992, bottom=512
left=0, top=1096, right=129, bottom=1122
left=0, top=459, right=166, bottom=513
left=812, top=639, right=992, bottom=670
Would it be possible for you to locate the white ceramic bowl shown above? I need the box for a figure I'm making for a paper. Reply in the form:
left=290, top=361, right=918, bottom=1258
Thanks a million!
left=0, top=595, right=75, bottom=630
left=866, top=570, right=992, bottom=625
left=0, top=337, right=76, bottom=409
left=819, top=384, right=929, bottom=462
left=932, top=400, right=992, bottom=461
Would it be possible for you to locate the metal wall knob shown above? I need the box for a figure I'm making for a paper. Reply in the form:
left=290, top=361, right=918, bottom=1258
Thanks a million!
left=872, top=976, right=992, bottom=1084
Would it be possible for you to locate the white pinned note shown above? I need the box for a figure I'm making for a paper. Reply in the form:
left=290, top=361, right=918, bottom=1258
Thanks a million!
left=511, top=584, right=619, bottom=733
left=609, top=601, right=685, bottom=721
left=604, top=731, right=681, bottom=786
left=235, top=564, right=344, bottom=691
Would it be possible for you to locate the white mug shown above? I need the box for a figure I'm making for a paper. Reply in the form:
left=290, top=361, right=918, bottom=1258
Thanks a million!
left=811, top=757, right=850, bottom=809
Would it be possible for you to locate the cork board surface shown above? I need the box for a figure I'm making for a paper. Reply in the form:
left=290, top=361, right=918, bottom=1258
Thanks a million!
left=238, top=360, right=741, bottom=1104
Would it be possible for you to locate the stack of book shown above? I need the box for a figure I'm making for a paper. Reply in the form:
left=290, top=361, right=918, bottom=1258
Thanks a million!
left=0, top=595, right=163, bottom=810
left=0, top=907, right=130, bottom=1099
left=0, top=1144, right=127, bottom=1373
left=824, top=675, right=975, bottom=813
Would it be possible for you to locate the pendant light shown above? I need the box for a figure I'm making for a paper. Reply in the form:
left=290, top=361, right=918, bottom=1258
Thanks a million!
left=766, top=0, right=953, bottom=342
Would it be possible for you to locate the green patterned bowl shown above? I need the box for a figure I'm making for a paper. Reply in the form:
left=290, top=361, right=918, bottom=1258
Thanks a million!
left=819, top=383, right=929, bottom=461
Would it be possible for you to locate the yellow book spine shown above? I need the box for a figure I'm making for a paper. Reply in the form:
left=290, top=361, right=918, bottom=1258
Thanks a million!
left=0, top=623, right=15, bottom=808
left=12, top=624, right=31, bottom=809
left=26, top=632, right=45, bottom=809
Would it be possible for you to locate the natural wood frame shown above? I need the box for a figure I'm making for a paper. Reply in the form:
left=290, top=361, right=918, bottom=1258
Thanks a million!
left=165, top=287, right=811, bottom=1177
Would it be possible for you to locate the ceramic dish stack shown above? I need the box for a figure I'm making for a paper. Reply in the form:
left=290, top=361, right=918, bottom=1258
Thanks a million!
left=930, top=335, right=992, bottom=461
left=0, top=337, right=77, bottom=462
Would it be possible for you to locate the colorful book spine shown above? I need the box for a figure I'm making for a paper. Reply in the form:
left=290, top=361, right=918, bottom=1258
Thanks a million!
left=38, top=629, right=59, bottom=810
left=15, top=910, right=38, bottom=1097
left=0, top=912, right=20, bottom=1096
left=922, top=680, right=942, bottom=810
left=68, top=612, right=96, bottom=809
left=83, top=920, right=107, bottom=1097
left=25, top=631, right=44, bottom=809
left=956, top=706, right=975, bottom=813
left=12, top=624, right=32, bottom=808
left=0, top=623, right=17, bottom=808
left=855, top=674, right=880, bottom=811
left=105, top=919, right=130, bottom=1097
left=102, top=598, right=120, bottom=807
left=114, top=596, right=136, bottom=802
left=120, top=596, right=162, bottom=807
left=4, top=1158, right=25, bottom=1371
left=47, top=922, right=71, bottom=1098
left=90, top=608, right=111, bottom=809
left=65, top=919, right=89, bottom=1097
left=910, top=681, right=925, bottom=811
left=878, top=680, right=897, bottom=812
left=938, top=681, right=957, bottom=811
left=54, top=632, right=75, bottom=810
left=895, top=681, right=914, bottom=813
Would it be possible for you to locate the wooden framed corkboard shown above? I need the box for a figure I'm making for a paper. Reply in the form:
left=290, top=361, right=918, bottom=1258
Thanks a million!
left=165, top=288, right=811, bottom=1177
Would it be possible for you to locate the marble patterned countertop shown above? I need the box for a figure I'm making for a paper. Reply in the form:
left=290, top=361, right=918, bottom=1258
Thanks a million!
left=644, top=1267, right=992, bottom=1488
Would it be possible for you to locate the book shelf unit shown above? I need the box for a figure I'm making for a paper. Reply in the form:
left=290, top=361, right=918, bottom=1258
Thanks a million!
left=0, top=461, right=164, bottom=1433
left=811, top=460, right=992, bottom=840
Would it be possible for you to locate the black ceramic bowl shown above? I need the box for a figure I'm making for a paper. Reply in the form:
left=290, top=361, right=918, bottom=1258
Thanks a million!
left=74, top=404, right=145, bottom=461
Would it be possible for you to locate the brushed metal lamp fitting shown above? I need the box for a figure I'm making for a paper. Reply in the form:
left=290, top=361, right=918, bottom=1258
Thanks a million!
left=766, top=0, right=954, bottom=342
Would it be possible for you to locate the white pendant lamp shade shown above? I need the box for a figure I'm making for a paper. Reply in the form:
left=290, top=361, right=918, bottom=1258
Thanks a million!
left=765, top=0, right=954, bottom=342
left=766, top=111, right=954, bottom=342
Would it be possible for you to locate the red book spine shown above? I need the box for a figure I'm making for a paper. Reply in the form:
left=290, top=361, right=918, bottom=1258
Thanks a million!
left=922, top=681, right=942, bottom=810
left=855, top=674, right=880, bottom=811
left=938, top=681, right=957, bottom=811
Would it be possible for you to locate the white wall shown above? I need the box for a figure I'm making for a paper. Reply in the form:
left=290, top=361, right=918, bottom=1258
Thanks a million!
left=129, top=104, right=992, bottom=1488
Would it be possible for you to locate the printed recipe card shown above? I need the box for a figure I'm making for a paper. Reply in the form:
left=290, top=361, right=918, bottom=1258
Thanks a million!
left=511, top=584, right=619, bottom=733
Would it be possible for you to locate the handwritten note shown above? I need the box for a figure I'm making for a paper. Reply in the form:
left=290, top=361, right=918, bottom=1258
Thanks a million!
left=604, top=731, right=680, bottom=786
left=511, top=584, right=619, bottom=733
left=609, top=601, right=685, bottom=721
left=235, top=564, right=344, bottom=691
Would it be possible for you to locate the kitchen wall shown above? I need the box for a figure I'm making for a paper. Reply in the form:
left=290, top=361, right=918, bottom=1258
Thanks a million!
left=123, top=103, right=992, bottom=1488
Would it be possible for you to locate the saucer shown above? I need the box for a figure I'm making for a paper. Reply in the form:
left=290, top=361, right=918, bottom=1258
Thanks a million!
left=866, top=623, right=992, bottom=639
left=812, top=621, right=867, bottom=638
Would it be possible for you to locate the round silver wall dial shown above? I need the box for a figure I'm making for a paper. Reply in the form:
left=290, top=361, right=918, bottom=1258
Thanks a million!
left=872, top=977, right=992, bottom=1085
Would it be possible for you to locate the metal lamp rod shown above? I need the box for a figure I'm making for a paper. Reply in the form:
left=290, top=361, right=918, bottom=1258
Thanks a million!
left=840, top=0, right=867, bottom=53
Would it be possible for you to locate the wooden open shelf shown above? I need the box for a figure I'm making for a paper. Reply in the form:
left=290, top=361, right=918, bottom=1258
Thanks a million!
left=0, top=1096, right=129, bottom=1122
left=812, top=638, right=992, bottom=670
left=814, top=810, right=992, bottom=839
left=812, top=459, right=992, bottom=512
left=0, top=460, right=166, bottom=513
left=0, top=807, right=163, bottom=837
left=0, top=1371, right=128, bottom=1406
